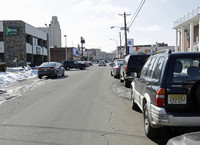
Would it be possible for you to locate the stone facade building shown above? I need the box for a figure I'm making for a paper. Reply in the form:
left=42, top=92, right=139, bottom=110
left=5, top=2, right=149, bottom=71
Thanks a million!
left=0, top=20, right=48, bottom=67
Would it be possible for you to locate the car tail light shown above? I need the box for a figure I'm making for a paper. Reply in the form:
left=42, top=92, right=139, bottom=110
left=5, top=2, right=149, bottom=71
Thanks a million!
left=155, top=88, right=165, bottom=107
left=37, top=68, right=41, bottom=71
left=115, top=68, right=120, bottom=70
left=50, top=67, right=55, bottom=70
left=126, top=66, right=128, bottom=72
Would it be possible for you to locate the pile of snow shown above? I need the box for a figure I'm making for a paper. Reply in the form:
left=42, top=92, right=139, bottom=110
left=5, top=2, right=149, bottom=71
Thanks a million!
left=0, top=66, right=38, bottom=85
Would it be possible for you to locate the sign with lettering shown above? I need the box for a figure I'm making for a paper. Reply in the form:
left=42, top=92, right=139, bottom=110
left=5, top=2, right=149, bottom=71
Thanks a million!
left=6, top=26, right=19, bottom=36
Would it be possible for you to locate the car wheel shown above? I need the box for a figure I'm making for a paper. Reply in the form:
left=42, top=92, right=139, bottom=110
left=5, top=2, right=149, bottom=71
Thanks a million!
left=120, top=75, right=124, bottom=83
left=143, top=103, right=160, bottom=138
left=80, top=66, right=85, bottom=70
left=65, top=67, right=70, bottom=70
left=54, top=71, right=59, bottom=78
left=38, top=75, right=42, bottom=79
left=131, top=88, right=139, bottom=110
left=62, top=71, right=65, bottom=76
left=124, top=80, right=130, bottom=88
left=196, top=85, right=200, bottom=107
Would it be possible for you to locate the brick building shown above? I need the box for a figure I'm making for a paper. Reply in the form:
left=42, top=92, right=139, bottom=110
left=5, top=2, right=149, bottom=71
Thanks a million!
left=50, top=47, right=81, bottom=62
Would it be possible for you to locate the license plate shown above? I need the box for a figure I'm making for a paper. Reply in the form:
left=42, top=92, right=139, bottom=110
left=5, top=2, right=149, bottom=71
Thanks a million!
left=131, top=72, right=136, bottom=77
left=168, top=94, right=187, bottom=104
left=44, top=68, right=47, bottom=71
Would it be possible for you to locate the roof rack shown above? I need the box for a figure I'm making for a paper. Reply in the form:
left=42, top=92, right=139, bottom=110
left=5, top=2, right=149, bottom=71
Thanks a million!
left=152, top=49, right=172, bottom=55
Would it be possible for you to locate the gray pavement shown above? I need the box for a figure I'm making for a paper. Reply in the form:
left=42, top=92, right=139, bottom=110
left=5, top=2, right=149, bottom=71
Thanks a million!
left=0, top=65, right=169, bottom=145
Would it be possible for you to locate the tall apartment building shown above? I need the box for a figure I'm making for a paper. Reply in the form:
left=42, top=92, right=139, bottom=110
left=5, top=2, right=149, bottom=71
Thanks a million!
left=173, top=7, right=200, bottom=52
left=0, top=20, right=48, bottom=67
left=38, top=16, right=61, bottom=48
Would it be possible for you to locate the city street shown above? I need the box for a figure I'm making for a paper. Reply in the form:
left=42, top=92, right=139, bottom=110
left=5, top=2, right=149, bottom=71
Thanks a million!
left=0, top=65, right=169, bottom=145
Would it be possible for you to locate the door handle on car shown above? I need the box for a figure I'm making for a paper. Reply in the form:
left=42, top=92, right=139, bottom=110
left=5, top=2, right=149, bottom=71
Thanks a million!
left=146, top=81, right=150, bottom=85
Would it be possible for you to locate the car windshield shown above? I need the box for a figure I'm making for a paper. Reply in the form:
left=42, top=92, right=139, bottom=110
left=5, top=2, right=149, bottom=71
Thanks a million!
left=171, top=58, right=200, bottom=83
left=128, top=55, right=150, bottom=71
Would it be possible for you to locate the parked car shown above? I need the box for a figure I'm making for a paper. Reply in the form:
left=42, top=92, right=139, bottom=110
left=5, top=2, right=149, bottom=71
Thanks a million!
left=87, top=61, right=93, bottom=66
left=109, top=62, right=114, bottom=67
left=98, top=60, right=106, bottom=66
left=111, top=59, right=124, bottom=78
left=131, top=49, right=200, bottom=138
left=167, top=131, right=200, bottom=145
left=62, top=60, right=86, bottom=70
left=120, top=53, right=150, bottom=87
left=38, top=62, right=65, bottom=79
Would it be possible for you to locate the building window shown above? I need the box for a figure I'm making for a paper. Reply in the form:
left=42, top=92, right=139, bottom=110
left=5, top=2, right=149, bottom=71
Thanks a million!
left=0, top=32, right=4, bottom=41
left=26, top=34, right=32, bottom=44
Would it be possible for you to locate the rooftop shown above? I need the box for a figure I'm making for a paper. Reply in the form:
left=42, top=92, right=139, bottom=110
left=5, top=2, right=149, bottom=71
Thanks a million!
left=173, top=7, right=200, bottom=29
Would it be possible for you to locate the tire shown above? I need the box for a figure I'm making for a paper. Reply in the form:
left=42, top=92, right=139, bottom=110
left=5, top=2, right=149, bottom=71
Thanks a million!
left=65, top=66, right=70, bottom=70
left=120, top=75, right=124, bottom=83
left=124, top=80, right=130, bottom=88
left=62, top=71, right=65, bottom=76
left=196, top=85, right=200, bottom=107
left=38, top=75, right=42, bottom=79
left=131, top=88, right=139, bottom=110
left=54, top=71, right=59, bottom=78
left=80, top=66, right=85, bottom=70
left=111, top=71, right=113, bottom=76
left=143, top=103, right=160, bottom=138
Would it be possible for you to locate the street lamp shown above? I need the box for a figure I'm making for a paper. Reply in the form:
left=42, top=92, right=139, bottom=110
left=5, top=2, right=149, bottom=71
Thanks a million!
left=64, top=35, right=67, bottom=48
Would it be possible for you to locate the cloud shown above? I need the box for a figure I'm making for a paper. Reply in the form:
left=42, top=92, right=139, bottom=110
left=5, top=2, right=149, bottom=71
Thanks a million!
left=134, top=25, right=161, bottom=32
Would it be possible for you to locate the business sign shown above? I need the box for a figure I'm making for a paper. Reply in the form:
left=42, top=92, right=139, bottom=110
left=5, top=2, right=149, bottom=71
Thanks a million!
left=6, top=26, right=19, bottom=36
left=127, top=39, right=134, bottom=47
left=72, top=48, right=81, bottom=57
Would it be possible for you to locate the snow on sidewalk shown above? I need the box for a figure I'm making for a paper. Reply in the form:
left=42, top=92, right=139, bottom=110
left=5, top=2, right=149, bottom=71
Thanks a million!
left=0, top=67, right=38, bottom=86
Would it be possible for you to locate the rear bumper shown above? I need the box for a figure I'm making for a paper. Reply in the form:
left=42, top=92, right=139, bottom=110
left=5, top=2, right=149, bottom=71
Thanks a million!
left=114, top=70, right=120, bottom=76
left=38, top=70, right=56, bottom=76
left=149, top=104, right=200, bottom=127
left=124, top=76, right=134, bottom=82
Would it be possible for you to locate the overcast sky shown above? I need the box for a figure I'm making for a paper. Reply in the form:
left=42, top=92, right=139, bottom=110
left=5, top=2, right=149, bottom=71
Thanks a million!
left=1, top=0, right=199, bottom=52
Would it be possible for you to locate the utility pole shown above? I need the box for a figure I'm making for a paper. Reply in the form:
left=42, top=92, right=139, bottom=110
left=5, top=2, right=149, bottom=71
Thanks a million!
left=119, top=12, right=130, bottom=56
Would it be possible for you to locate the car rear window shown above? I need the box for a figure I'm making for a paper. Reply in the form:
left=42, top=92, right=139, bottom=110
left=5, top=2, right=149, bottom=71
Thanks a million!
left=168, top=57, right=200, bottom=83
left=40, top=63, right=55, bottom=67
left=128, top=55, right=150, bottom=71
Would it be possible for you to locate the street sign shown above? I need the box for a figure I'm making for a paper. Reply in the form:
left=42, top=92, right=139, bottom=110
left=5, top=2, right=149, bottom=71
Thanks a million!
left=127, top=39, right=134, bottom=46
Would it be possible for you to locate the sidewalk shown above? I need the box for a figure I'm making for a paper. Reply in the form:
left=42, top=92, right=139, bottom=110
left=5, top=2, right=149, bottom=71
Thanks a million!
left=0, top=67, right=38, bottom=86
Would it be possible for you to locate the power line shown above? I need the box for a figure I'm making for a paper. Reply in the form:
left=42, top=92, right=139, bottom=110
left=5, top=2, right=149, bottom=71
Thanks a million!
left=128, top=0, right=146, bottom=28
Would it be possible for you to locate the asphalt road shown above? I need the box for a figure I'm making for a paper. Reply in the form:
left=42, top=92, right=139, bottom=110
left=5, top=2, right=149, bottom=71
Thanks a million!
left=0, top=65, right=170, bottom=145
